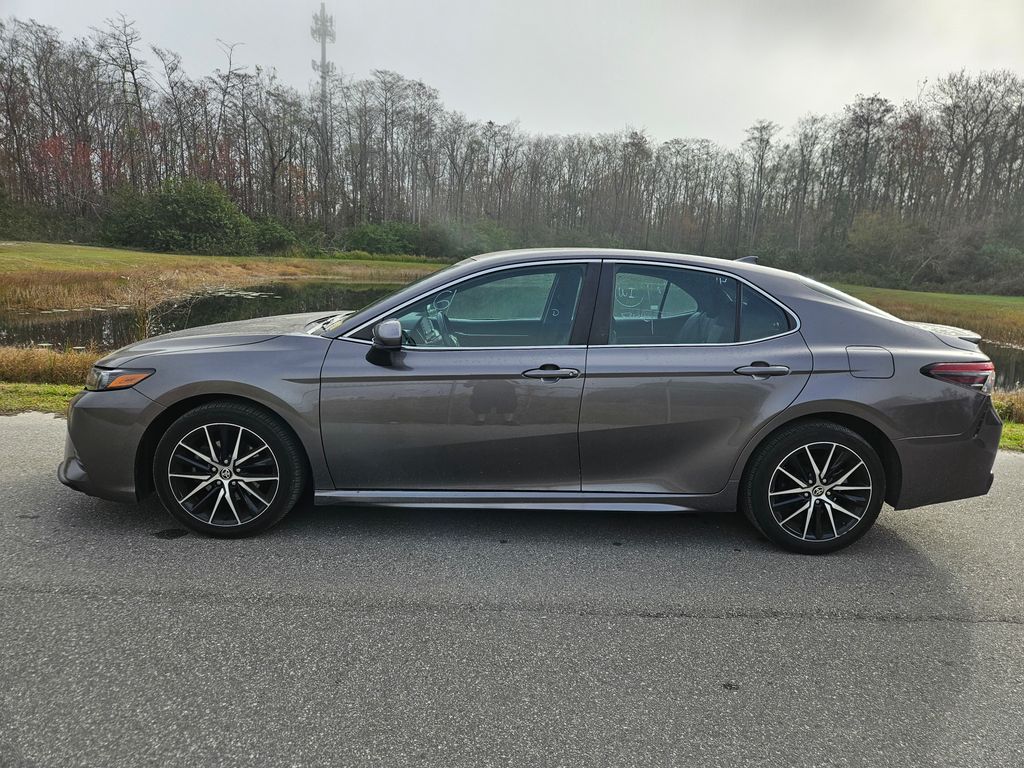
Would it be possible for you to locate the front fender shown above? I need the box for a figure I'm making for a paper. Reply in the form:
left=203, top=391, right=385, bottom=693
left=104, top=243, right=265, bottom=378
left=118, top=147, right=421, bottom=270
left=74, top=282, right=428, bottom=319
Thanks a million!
left=132, top=335, right=334, bottom=490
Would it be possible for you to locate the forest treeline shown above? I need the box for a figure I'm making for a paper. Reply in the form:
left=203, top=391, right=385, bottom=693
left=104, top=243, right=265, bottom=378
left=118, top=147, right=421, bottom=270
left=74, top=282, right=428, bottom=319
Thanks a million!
left=3, top=16, right=1024, bottom=292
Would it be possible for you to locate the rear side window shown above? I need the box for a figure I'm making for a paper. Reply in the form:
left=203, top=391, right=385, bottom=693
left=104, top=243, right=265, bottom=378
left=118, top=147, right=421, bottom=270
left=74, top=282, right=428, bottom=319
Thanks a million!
left=739, top=285, right=792, bottom=341
left=602, top=263, right=793, bottom=345
left=609, top=265, right=737, bottom=344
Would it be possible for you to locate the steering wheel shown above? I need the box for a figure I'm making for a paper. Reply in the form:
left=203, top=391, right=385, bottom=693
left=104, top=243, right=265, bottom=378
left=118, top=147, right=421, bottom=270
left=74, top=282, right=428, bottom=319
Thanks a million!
left=425, top=290, right=459, bottom=346
left=433, top=309, right=458, bottom=346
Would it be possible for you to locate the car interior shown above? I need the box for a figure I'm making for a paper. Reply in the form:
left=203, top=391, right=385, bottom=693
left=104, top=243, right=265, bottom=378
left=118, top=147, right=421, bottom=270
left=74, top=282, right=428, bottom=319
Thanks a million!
left=377, top=262, right=791, bottom=349
left=392, top=264, right=586, bottom=347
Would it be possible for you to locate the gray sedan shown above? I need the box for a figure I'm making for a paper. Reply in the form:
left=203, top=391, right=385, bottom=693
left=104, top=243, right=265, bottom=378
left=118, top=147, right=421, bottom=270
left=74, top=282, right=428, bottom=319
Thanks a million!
left=58, top=249, right=1002, bottom=553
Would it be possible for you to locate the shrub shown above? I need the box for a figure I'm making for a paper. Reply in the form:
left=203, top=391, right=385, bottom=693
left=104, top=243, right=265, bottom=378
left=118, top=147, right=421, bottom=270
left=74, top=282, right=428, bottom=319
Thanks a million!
left=415, top=222, right=459, bottom=258
left=344, top=221, right=420, bottom=255
left=100, top=187, right=154, bottom=248
left=342, top=220, right=512, bottom=259
left=843, top=212, right=934, bottom=284
left=250, top=217, right=298, bottom=254
left=0, top=188, right=97, bottom=243
left=0, top=186, right=13, bottom=237
left=102, top=180, right=256, bottom=255
left=446, top=219, right=515, bottom=256
left=150, top=180, right=254, bottom=255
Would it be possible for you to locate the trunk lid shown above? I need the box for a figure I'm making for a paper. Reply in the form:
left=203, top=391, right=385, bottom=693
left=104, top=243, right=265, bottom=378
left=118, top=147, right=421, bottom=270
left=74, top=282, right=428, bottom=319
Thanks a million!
left=906, top=321, right=984, bottom=352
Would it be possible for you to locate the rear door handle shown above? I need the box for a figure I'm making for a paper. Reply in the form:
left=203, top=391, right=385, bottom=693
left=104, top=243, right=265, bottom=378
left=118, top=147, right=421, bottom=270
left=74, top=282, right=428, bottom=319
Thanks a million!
left=523, top=366, right=580, bottom=380
left=734, top=363, right=790, bottom=378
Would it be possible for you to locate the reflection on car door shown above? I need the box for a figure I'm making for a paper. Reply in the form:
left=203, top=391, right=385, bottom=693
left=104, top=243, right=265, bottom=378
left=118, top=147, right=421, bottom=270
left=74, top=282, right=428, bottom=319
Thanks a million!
left=579, top=261, right=812, bottom=494
left=319, top=261, right=599, bottom=491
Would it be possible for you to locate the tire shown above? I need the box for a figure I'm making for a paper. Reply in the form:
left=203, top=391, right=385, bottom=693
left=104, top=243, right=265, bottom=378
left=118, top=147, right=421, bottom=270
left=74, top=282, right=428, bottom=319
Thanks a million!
left=153, top=400, right=306, bottom=537
left=740, top=421, right=885, bottom=554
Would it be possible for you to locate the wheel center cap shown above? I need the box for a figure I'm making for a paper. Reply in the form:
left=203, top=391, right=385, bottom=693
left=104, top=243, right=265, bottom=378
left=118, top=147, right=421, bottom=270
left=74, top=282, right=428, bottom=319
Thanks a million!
left=220, top=468, right=232, bottom=480
left=812, top=485, right=825, bottom=497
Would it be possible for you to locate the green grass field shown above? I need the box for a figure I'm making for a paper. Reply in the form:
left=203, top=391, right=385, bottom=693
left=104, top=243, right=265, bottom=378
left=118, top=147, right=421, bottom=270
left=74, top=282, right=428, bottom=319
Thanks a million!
left=0, top=241, right=436, bottom=274
left=1002, top=421, right=1024, bottom=451
left=0, top=383, right=80, bottom=415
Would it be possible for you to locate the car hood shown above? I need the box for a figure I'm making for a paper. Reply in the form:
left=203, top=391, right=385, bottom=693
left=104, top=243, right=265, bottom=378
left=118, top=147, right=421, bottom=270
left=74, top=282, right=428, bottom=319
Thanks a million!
left=96, top=311, right=351, bottom=367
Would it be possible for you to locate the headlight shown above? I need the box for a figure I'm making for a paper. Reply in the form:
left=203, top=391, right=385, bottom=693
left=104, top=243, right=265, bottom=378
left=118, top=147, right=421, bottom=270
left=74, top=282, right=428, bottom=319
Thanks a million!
left=85, top=367, right=154, bottom=391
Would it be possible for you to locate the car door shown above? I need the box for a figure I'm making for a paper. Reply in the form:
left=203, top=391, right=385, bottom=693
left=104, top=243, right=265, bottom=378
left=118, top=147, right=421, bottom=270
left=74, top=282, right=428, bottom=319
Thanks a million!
left=320, top=261, right=599, bottom=491
left=579, top=260, right=812, bottom=494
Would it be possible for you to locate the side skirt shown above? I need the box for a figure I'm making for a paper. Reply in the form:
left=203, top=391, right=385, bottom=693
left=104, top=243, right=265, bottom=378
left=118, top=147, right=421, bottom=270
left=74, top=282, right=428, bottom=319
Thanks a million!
left=313, top=486, right=738, bottom=514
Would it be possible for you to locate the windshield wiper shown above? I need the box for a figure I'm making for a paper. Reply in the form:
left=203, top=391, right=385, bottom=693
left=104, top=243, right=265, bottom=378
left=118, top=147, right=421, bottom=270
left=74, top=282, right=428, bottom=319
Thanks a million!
left=306, top=313, right=345, bottom=335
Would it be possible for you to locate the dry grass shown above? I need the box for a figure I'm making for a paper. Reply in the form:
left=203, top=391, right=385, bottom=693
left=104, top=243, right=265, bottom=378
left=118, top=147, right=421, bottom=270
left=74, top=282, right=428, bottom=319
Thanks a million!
left=0, top=241, right=440, bottom=312
left=0, top=346, right=98, bottom=385
left=994, top=389, right=1024, bottom=423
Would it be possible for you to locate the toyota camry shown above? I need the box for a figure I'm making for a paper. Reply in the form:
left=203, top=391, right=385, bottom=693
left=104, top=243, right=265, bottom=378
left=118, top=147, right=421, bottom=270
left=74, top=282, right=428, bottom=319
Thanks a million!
left=58, top=248, right=1002, bottom=553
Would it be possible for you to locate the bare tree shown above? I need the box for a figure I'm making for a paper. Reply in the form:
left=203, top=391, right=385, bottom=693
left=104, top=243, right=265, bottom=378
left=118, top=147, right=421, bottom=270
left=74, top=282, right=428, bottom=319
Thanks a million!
left=3, top=15, right=1024, bottom=291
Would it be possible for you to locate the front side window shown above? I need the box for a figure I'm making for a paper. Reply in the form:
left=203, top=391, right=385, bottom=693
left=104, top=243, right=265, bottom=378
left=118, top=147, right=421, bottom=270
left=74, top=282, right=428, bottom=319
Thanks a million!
left=361, top=264, right=587, bottom=348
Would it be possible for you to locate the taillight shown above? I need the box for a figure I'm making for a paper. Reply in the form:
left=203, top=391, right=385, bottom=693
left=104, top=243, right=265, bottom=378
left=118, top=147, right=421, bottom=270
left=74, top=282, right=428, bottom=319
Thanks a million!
left=922, top=361, right=995, bottom=394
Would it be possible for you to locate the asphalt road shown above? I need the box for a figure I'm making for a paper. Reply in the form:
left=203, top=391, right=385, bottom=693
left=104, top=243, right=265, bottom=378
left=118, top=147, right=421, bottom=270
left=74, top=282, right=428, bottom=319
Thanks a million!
left=1, top=412, right=1022, bottom=768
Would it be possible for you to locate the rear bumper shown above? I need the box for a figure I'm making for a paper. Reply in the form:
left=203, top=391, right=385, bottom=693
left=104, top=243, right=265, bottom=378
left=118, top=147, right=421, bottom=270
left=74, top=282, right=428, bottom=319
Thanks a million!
left=56, top=389, right=163, bottom=504
left=893, top=401, right=1002, bottom=510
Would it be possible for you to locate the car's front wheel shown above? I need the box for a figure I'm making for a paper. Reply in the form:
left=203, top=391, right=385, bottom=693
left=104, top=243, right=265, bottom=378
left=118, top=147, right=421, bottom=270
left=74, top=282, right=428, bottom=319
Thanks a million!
left=741, top=421, right=885, bottom=554
left=153, top=401, right=306, bottom=537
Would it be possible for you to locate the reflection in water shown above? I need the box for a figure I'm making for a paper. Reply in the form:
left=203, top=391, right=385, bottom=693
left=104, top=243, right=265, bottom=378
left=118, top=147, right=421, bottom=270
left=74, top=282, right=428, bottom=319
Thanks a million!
left=0, top=281, right=395, bottom=351
left=980, top=342, right=1023, bottom=390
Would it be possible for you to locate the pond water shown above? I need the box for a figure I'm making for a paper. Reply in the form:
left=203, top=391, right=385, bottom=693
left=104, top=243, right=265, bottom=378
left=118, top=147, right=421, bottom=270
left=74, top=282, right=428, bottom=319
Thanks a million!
left=984, top=342, right=1024, bottom=390
left=0, top=281, right=396, bottom=352
left=1, top=279, right=1021, bottom=390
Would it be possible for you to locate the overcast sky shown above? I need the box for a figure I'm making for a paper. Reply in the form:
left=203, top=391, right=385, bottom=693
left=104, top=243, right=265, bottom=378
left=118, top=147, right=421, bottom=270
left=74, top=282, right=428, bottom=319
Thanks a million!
left=9, top=0, right=1024, bottom=146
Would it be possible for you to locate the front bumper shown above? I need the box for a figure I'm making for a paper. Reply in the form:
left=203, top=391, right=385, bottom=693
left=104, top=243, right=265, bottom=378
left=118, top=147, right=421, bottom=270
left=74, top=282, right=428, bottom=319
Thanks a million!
left=57, top=388, right=164, bottom=504
left=893, top=401, right=1002, bottom=510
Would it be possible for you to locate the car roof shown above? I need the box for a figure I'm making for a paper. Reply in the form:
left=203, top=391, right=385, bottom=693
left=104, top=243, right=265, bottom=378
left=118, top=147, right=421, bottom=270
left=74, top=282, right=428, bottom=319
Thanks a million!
left=465, top=247, right=795, bottom=282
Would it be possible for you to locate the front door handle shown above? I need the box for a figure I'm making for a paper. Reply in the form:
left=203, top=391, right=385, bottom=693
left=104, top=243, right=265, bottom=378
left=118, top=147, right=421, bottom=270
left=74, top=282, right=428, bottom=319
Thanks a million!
left=523, top=366, right=580, bottom=380
left=734, top=363, right=790, bottom=379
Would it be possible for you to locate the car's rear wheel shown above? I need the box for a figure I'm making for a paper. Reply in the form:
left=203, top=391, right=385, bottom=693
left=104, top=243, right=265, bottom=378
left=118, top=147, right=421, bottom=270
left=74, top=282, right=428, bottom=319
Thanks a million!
left=153, top=401, right=305, bottom=537
left=741, top=421, right=885, bottom=554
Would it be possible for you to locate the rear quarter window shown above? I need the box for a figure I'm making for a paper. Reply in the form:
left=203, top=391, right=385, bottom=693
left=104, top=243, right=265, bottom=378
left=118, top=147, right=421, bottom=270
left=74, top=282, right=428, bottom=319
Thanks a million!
left=739, top=286, right=792, bottom=341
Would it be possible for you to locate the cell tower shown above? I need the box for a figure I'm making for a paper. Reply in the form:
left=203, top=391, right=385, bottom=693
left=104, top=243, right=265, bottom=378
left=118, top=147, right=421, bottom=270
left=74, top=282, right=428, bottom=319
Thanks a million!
left=311, top=1, right=335, bottom=225
left=311, top=1, right=335, bottom=109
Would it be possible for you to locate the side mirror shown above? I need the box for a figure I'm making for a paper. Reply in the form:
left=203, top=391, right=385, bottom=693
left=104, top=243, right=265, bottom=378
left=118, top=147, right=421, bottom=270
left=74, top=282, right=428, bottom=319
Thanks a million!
left=372, top=319, right=403, bottom=350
